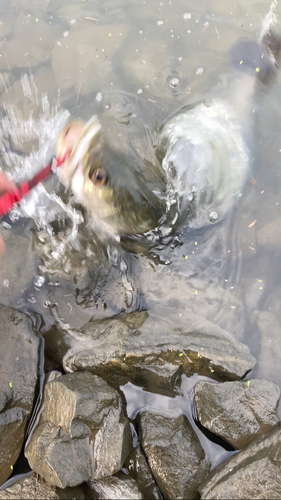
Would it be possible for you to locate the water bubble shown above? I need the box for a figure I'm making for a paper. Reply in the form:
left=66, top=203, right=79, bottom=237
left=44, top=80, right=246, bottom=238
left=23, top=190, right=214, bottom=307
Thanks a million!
left=2, top=279, right=9, bottom=288
left=34, top=275, right=45, bottom=287
left=183, top=12, right=192, bottom=20
left=187, top=29, right=192, bottom=34
left=157, top=20, right=164, bottom=25
left=187, top=193, right=194, bottom=201
left=137, top=88, right=143, bottom=94
left=196, top=67, right=204, bottom=76
left=70, top=19, right=76, bottom=24
left=209, top=211, right=219, bottom=223
left=28, top=295, right=37, bottom=304
left=96, top=92, right=103, bottom=102
left=170, top=77, right=180, bottom=88
left=63, top=31, right=70, bottom=37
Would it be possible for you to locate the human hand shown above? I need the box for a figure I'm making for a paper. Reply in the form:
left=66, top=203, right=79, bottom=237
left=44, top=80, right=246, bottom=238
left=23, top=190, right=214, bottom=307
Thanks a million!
left=0, top=172, right=16, bottom=257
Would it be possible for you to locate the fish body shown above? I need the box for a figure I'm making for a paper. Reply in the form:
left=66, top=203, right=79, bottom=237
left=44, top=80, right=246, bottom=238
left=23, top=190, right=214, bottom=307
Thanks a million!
left=58, top=34, right=279, bottom=238
left=156, top=99, right=249, bottom=229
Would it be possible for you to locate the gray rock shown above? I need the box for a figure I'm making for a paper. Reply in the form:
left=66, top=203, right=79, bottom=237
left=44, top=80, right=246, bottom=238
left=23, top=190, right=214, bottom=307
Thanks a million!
left=138, top=269, right=245, bottom=339
left=199, top=427, right=281, bottom=499
left=257, top=216, right=281, bottom=249
left=0, top=13, right=60, bottom=71
left=194, top=379, right=280, bottom=449
left=86, top=472, right=144, bottom=499
left=0, top=230, right=39, bottom=310
left=136, top=412, right=210, bottom=500
left=0, top=473, right=85, bottom=499
left=51, top=23, right=129, bottom=94
left=0, top=306, right=40, bottom=486
left=63, top=311, right=256, bottom=396
left=1, top=67, right=57, bottom=121
left=25, top=372, right=132, bottom=488
left=254, top=310, right=281, bottom=388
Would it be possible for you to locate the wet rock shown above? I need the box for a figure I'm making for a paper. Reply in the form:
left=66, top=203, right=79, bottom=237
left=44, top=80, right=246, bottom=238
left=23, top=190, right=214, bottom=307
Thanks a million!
left=54, top=3, right=99, bottom=25
left=199, top=427, right=281, bottom=499
left=0, top=473, right=85, bottom=499
left=15, top=0, right=51, bottom=17
left=136, top=412, right=210, bottom=500
left=63, top=310, right=256, bottom=396
left=86, top=472, right=144, bottom=499
left=141, top=272, right=245, bottom=338
left=123, top=426, right=162, bottom=499
left=51, top=23, right=129, bottom=94
left=0, top=229, right=39, bottom=309
left=0, top=13, right=60, bottom=71
left=256, top=216, right=281, bottom=249
left=202, top=23, right=244, bottom=53
left=194, top=379, right=280, bottom=449
left=0, top=306, right=40, bottom=486
left=254, top=310, right=281, bottom=386
left=0, top=13, right=13, bottom=40
left=25, top=372, right=132, bottom=488
left=0, top=73, right=12, bottom=96
left=1, top=67, right=57, bottom=120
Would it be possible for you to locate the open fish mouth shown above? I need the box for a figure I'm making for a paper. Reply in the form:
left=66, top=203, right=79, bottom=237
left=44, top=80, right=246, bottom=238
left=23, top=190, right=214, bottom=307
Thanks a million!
left=57, top=116, right=103, bottom=186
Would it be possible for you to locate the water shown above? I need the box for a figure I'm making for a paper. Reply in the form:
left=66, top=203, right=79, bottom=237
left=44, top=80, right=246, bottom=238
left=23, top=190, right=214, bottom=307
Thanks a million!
left=0, top=0, right=281, bottom=488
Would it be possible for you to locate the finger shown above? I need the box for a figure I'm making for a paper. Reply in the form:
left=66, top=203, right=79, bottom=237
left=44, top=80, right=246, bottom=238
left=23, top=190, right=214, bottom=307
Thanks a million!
left=0, top=172, right=16, bottom=194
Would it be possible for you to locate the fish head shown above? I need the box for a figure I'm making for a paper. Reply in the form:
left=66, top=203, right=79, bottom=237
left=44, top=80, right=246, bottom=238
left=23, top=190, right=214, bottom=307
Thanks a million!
left=57, top=116, right=164, bottom=236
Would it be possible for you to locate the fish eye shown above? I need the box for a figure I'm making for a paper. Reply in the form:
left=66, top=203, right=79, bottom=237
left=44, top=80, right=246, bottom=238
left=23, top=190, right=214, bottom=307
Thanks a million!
left=91, top=168, right=107, bottom=187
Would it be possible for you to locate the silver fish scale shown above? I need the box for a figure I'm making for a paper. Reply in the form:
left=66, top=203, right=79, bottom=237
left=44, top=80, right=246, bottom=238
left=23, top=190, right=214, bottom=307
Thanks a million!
left=158, top=100, right=249, bottom=229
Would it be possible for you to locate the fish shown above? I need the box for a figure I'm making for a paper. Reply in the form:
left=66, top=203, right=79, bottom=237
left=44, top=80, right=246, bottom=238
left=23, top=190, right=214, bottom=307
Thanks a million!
left=57, top=33, right=279, bottom=239
left=57, top=116, right=165, bottom=238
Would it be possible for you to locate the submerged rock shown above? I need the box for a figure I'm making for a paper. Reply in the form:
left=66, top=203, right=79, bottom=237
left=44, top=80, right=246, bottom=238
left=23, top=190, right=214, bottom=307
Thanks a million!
left=199, top=427, right=281, bottom=499
left=0, top=473, right=85, bottom=499
left=25, top=372, right=132, bottom=488
left=194, top=379, right=280, bottom=449
left=63, top=310, right=256, bottom=396
left=51, top=23, right=129, bottom=94
left=0, top=306, right=40, bottom=487
left=0, top=13, right=60, bottom=71
left=136, top=412, right=210, bottom=499
left=256, top=216, right=281, bottom=249
left=254, top=310, right=281, bottom=386
left=86, top=472, right=144, bottom=499
left=0, top=230, right=39, bottom=310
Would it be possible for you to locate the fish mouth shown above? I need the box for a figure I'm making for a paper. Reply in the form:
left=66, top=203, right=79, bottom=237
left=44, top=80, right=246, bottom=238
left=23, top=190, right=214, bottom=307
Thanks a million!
left=58, top=116, right=103, bottom=186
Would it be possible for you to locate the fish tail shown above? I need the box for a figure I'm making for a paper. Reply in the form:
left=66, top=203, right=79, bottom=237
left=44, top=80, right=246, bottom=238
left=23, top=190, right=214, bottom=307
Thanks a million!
left=229, top=33, right=281, bottom=82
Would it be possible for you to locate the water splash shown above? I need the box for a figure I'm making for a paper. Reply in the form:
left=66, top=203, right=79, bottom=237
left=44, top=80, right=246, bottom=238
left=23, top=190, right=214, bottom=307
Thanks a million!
left=259, top=0, right=278, bottom=41
left=0, top=75, right=88, bottom=271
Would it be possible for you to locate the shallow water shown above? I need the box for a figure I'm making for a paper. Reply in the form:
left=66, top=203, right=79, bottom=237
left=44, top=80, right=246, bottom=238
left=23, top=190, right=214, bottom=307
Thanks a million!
left=1, top=0, right=281, bottom=485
